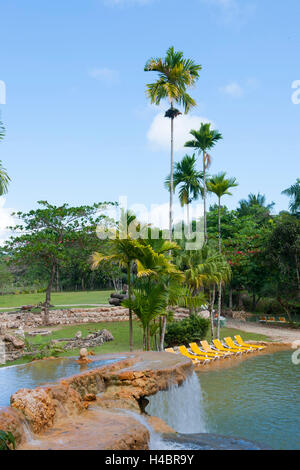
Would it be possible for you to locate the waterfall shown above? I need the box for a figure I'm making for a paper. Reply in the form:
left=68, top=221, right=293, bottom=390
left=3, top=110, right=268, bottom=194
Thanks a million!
left=147, top=372, right=207, bottom=434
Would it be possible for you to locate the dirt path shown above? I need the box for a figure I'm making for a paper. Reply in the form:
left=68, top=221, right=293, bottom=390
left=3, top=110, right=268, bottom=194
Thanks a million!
left=227, top=319, right=300, bottom=344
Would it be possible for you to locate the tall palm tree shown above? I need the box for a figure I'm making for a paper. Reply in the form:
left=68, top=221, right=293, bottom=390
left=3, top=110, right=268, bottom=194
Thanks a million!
left=207, top=173, right=238, bottom=338
left=165, top=154, right=203, bottom=235
left=185, top=123, right=223, bottom=242
left=0, top=122, right=10, bottom=195
left=282, top=179, right=300, bottom=216
left=207, top=172, right=238, bottom=253
left=145, top=47, right=202, bottom=240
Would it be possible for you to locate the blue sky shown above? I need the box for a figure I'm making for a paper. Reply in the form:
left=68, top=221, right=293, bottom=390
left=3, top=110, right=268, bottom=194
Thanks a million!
left=0, top=0, right=299, bottom=238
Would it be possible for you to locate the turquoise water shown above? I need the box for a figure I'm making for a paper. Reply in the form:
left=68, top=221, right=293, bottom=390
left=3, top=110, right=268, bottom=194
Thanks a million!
left=198, top=351, right=300, bottom=450
left=0, top=357, right=123, bottom=408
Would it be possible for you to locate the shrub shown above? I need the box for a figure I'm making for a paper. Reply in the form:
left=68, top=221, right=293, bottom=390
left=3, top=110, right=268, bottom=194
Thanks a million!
left=0, top=431, right=15, bottom=450
left=164, top=315, right=209, bottom=348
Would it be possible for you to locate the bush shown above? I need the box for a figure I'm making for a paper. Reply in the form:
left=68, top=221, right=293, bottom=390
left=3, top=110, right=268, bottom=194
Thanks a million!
left=165, top=315, right=209, bottom=348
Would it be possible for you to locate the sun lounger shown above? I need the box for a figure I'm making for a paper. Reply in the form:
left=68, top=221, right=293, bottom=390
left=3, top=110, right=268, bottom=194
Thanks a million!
left=190, top=342, right=222, bottom=359
left=279, top=317, right=287, bottom=323
left=178, top=346, right=211, bottom=364
left=234, top=335, right=266, bottom=350
left=200, top=340, right=233, bottom=357
left=224, top=337, right=253, bottom=354
left=267, top=317, right=276, bottom=322
left=259, top=316, right=267, bottom=322
left=213, top=339, right=243, bottom=355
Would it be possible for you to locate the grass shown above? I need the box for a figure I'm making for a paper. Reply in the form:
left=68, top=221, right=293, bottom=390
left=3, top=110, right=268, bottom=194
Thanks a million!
left=0, top=290, right=114, bottom=310
left=0, top=321, right=271, bottom=368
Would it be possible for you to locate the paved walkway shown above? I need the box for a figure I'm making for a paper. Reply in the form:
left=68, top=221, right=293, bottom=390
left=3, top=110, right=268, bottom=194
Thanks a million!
left=227, top=319, right=300, bottom=344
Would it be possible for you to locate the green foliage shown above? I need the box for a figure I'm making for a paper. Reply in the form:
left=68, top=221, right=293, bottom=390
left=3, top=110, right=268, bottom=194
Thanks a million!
left=26, top=339, right=65, bottom=360
left=165, top=154, right=203, bottom=206
left=282, top=179, right=300, bottom=216
left=165, top=315, right=209, bottom=347
left=145, top=46, right=202, bottom=113
left=0, top=430, right=15, bottom=450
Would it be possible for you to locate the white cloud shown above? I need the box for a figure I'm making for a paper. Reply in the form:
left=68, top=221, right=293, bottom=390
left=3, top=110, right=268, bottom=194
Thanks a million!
left=219, top=78, right=259, bottom=98
left=200, top=0, right=255, bottom=24
left=0, top=198, right=16, bottom=246
left=88, top=68, right=119, bottom=83
left=147, top=113, right=214, bottom=152
left=220, top=82, right=244, bottom=98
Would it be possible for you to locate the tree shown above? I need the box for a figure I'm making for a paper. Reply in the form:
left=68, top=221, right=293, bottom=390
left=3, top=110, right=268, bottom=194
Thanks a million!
left=185, top=123, right=223, bottom=242
left=207, top=172, right=238, bottom=338
left=266, top=214, right=300, bottom=310
left=145, top=46, right=201, bottom=240
left=165, top=154, right=203, bottom=235
left=0, top=122, right=10, bottom=195
left=237, top=193, right=275, bottom=222
left=5, top=201, right=113, bottom=312
left=282, top=179, right=300, bottom=216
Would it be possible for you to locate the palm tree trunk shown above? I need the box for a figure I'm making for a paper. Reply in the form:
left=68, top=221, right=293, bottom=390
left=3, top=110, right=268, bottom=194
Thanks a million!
left=229, top=287, right=233, bottom=310
left=203, top=151, right=207, bottom=243
left=187, top=202, right=190, bottom=237
left=216, top=197, right=222, bottom=339
left=218, top=197, right=221, bottom=254
left=216, top=282, right=222, bottom=339
left=127, top=263, right=133, bottom=352
left=210, top=284, right=216, bottom=340
left=169, top=114, right=174, bottom=241
left=160, top=316, right=167, bottom=351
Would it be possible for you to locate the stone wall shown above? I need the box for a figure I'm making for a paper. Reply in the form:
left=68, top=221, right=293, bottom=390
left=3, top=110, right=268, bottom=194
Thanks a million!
left=0, top=306, right=201, bottom=330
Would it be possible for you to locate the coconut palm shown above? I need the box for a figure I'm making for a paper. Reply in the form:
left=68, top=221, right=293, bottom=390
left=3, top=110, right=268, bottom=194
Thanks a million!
left=145, top=47, right=201, bottom=240
left=0, top=122, right=10, bottom=195
left=282, top=179, right=300, bottom=216
left=207, top=173, right=238, bottom=338
left=165, top=154, right=203, bottom=235
left=185, top=123, right=223, bottom=242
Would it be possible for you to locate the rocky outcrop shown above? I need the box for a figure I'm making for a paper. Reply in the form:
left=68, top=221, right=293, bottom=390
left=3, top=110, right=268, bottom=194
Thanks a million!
left=1, top=351, right=191, bottom=449
left=63, top=329, right=114, bottom=350
left=0, top=333, right=25, bottom=362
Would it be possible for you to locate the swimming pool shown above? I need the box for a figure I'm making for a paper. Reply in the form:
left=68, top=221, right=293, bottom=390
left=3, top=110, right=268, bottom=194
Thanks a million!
left=0, top=357, right=123, bottom=408
left=198, top=350, right=300, bottom=450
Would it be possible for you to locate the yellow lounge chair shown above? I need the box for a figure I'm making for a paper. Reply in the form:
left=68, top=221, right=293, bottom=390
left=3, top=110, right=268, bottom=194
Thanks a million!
left=178, top=346, right=211, bottom=364
left=213, top=339, right=243, bottom=355
left=234, top=335, right=266, bottom=350
left=259, top=316, right=267, bottom=322
left=279, top=317, right=287, bottom=323
left=200, top=340, right=233, bottom=357
left=190, top=342, right=222, bottom=360
left=224, top=337, right=253, bottom=354
left=267, top=316, right=276, bottom=322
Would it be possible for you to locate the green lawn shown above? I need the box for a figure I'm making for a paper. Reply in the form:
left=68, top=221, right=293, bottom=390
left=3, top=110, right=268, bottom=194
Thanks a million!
left=0, top=290, right=114, bottom=309
left=0, top=321, right=270, bottom=368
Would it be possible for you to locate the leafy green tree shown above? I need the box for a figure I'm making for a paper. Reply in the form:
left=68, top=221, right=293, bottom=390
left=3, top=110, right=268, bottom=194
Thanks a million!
left=185, top=123, right=223, bottom=242
left=145, top=47, right=201, bottom=240
left=0, top=122, right=10, bottom=195
left=237, top=193, right=274, bottom=222
left=0, top=262, right=13, bottom=294
left=165, top=154, right=203, bottom=235
left=265, top=214, right=300, bottom=310
left=282, top=179, right=300, bottom=216
left=5, top=201, right=113, bottom=309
